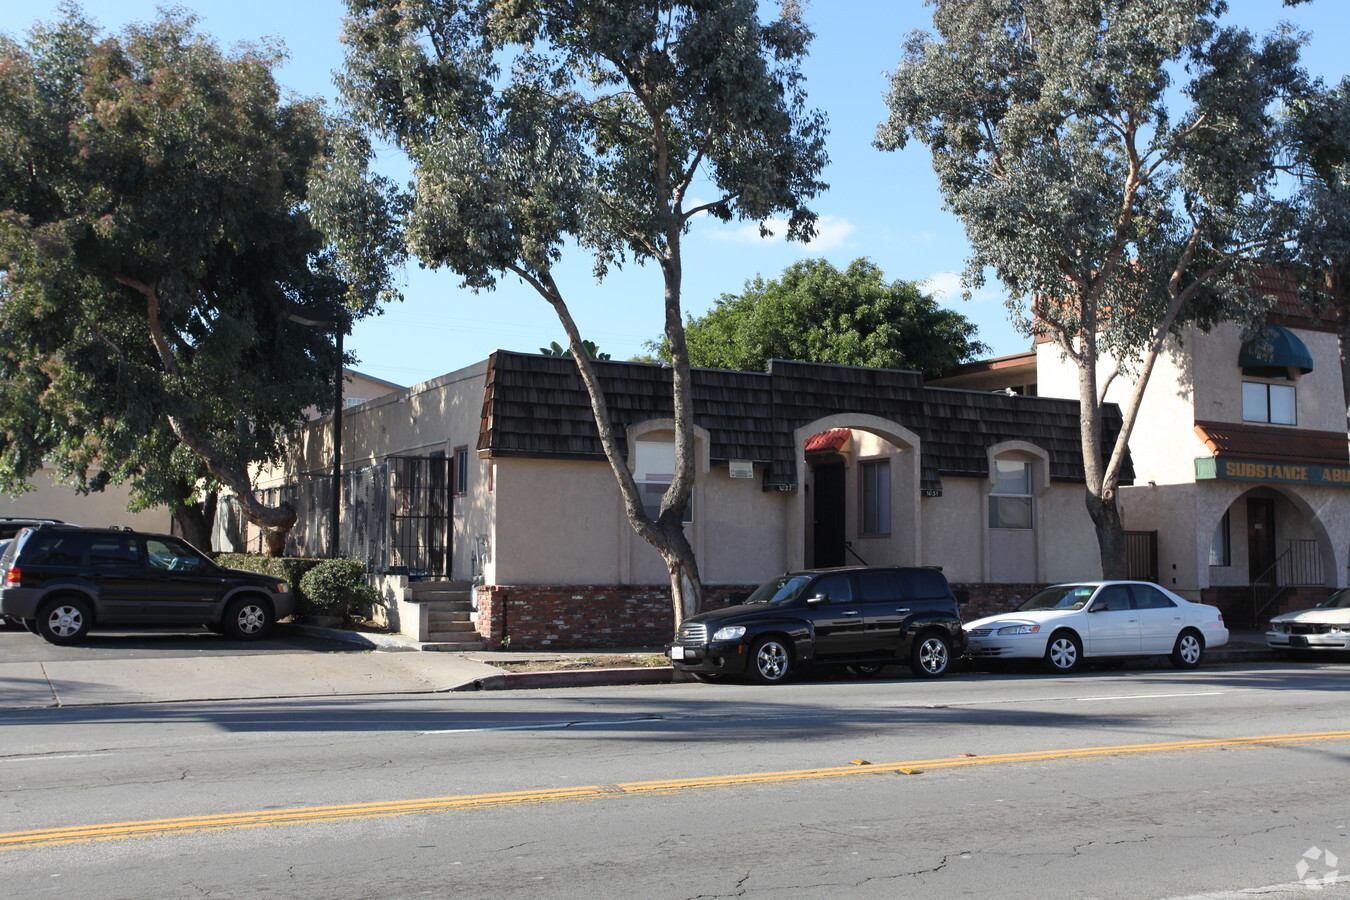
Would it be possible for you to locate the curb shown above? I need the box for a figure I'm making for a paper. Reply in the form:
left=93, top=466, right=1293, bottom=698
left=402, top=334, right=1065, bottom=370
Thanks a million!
left=464, top=666, right=681, bottom=691
left=279, top=622, right=422, bottom=652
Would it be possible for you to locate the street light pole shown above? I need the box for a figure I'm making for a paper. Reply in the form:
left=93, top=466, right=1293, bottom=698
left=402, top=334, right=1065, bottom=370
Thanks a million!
left=331, top=331, right=343, bottom=560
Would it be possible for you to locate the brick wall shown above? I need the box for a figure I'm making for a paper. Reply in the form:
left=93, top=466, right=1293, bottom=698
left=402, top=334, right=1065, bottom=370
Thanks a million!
left=472, top=581, right=1052, bottom=650
left=473, top=584, right=754, bottom=650
left=1201, top=586, right=1337, bottom=628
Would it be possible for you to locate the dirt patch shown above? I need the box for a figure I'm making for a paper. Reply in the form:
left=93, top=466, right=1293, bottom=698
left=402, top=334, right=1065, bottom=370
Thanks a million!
left=497, top=654, right=669, bottom=673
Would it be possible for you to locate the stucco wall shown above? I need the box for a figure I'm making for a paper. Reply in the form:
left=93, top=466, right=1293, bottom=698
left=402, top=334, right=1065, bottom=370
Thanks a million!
left=1, top=472, right=170, bottom=532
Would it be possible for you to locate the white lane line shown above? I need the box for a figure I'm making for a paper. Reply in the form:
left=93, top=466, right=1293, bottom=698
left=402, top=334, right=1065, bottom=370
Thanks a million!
left=918, top=690, right=1231, bottom=707
left=1164, top=873, right=1350, bottom=898
left=3, top=753, right=112, bottom=763
left=421, top=716, right=668, bottom=735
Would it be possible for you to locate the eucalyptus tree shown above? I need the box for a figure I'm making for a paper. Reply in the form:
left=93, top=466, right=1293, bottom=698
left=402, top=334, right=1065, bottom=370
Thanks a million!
left=0, top=7, right=392, bottom=553
left=878, top=0, right=1305, bottom=578
left=666, top=257, right=987, bottom=376
left=337, top=0, right=828, bottom=621
left=1281, top=77, right=1350, bottom=417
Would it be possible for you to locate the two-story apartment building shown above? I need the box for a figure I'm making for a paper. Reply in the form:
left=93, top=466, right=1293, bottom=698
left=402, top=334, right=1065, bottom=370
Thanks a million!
left=931, top=274, right=1349, bottom=627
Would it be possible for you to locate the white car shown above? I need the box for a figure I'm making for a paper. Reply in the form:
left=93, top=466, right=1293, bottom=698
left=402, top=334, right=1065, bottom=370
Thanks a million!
left=964, top=581, right=1229, bottom=673
left=1266, top=589, right=1350, bottom=653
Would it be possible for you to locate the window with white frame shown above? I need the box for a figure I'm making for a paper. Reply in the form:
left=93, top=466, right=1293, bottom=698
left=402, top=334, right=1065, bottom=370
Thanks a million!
left=1242, top=382, right=1296, bottom=425
left=1209, top=510, right=1231, bottom=566
left=453, top=446, right=469, bottom=496
left=989, top=458, right=1033, bottom=529
left=634, top=439, right=691, bottom=523
left=860, top=459, right=890, bottom=536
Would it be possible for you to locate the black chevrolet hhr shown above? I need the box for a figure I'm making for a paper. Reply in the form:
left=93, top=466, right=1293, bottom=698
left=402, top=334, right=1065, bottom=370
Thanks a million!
left=667, top=566, right=966, bottom=684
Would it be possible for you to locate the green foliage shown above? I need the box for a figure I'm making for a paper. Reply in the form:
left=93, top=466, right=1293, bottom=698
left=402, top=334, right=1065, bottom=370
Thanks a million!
left=298, top=558, right=374, bottom=618
left=0, top=7, right=387, bottom=528
left=215, top=554, right=326, bottom=617
left=665, top=258, right=987, bottom=376
left=878, top=0, right=1308, bottom=575
left=540, top=340, right=611, bottom=360
left=878, top=0, right=1305, bottom=363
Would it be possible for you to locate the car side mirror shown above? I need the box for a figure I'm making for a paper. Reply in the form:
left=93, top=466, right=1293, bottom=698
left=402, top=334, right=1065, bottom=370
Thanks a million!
left=806, top=593, right=829, bottom=605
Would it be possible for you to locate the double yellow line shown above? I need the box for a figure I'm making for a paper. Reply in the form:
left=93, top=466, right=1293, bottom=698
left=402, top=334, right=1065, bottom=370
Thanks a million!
left=5, top=729, right=1349, bottom=850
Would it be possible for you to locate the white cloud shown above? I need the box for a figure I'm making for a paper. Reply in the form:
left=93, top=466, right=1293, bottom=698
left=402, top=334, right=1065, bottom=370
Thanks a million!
left=708, top=214, right=856, bottom=251
left=920, top=271, right=964, bottom=299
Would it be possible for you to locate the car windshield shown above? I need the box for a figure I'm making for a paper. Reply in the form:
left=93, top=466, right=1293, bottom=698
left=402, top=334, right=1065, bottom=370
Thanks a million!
left=1318, top=589, right=1350, bottom=609
left=744, top=574, right=813, bottom=606
left=1018, top=584, right=1097, bottom=612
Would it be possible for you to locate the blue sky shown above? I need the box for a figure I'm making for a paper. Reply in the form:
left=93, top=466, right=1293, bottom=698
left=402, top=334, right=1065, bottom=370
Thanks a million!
left=8, top=0, right=1349, bottom=386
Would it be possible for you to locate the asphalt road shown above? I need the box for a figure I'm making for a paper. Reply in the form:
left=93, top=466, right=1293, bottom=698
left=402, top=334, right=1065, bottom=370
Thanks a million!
left=3, top=660, right=1349, bottom=898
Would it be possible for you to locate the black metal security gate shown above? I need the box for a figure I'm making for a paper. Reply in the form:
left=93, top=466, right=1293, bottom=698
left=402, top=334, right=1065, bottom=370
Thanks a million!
left=387, top=455, right=452, bottom=577
left=1124, top=530, right=1158, bottom=583
left=237, top=456, right=450, bottom=577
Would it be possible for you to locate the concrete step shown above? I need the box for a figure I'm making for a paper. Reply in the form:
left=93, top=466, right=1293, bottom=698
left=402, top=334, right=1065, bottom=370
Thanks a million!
left=411, top=590, right=473, bottom=605
left=429, top=620, right=483, bottom=634
left=409, top=579, right=473, bottom=594
left=422, top=639, right=487, bottom=652
left=427, top=609, right=472, bottom=626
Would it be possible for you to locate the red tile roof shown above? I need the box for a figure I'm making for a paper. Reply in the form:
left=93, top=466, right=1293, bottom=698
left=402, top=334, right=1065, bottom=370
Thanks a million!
left=804, top=428, right=851, bottom=452
left=1193, top=421, right=1348, bottom=467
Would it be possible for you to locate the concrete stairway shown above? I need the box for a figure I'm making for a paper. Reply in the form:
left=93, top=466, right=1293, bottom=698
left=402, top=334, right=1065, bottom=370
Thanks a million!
left=407, top=580, right=485, bottom=651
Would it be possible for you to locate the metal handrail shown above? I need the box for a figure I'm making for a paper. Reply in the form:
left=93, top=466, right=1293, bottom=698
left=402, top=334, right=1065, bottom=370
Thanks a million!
left=843, top=541, right=869, bottom=567
left=1252, top=539, right=1322, bottom=624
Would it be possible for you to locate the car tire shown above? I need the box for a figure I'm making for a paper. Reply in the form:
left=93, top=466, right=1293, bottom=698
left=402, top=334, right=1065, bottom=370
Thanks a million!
left=1042, top=631, right=1082, bottom=673
left=1169, top=630, right=1204, bottom=669
left=21, top=618, right=38, bottom=634
left=909, top=632, right=953, bottom=678
left=221, top=596, right=273, bottom=641
left=36, top=596, right=93, bottom=645
left=848, top=664, right=887, bottom=678
left=747, top=636, right=792, bottom=685
left=0, top=615, right=22, bottom=631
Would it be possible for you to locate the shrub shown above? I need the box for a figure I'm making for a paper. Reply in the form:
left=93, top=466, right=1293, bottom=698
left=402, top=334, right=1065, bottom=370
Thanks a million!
left=298, top=559, right=375, bottom=619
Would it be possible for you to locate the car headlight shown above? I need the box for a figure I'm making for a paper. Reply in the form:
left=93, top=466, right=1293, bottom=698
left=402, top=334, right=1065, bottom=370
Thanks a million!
left=996, top=623, right=1041, bottom=635
left=1330, top=625, right=1349, bottom=635
left=712, top=625, right=746, bottom=641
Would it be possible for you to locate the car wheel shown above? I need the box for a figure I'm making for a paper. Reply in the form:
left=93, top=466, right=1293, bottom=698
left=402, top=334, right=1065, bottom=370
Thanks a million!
left=0, top=615, right=22, bottom=631
left=1170, top=630, right=1204, bottom=669
left=36, top=597, right=93, bottom=645
left=848, top=664, right=887, bottom=678
left=21, top=618, right=38, bottom=634
left=747, top=636, right=792, bottom=685
left=221, top=596, right=272, bottom=641
left=909, top=633, right=953, bottom=678
left=1042, top=631, right=1082, bottom=673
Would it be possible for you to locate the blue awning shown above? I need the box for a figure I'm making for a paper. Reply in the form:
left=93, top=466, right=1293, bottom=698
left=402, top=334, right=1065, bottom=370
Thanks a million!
left=1239, top=325, right=1314, bottom=373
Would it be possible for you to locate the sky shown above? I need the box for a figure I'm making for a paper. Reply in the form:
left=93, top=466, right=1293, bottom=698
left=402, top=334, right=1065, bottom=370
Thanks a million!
left=6, top=0, right=1349, bottom=387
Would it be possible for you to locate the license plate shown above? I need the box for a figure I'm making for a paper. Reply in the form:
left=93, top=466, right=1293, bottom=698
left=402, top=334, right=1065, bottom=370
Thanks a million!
left=1290, top=635, right=1309, bottom=648
left=670, top=645, right=685, bottom=660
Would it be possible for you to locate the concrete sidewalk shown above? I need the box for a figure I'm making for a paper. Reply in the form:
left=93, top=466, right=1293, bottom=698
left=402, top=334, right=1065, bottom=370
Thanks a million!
left=0, top=627, right=1279, bottom=710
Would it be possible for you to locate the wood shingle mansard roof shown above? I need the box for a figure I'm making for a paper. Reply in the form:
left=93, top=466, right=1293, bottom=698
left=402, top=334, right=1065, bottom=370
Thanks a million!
left=478, top=351, right=1132, bottom=495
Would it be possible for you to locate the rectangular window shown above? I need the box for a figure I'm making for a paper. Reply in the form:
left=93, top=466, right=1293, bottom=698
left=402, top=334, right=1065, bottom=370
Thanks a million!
left=635, top=440, right=691, bottom=523
left=1209, top=510, right=1231, bottom=566
left=989, top=459, right=1033, bottom=529
left=861, top=459, right=890, bottom=536
left=1242, top=382, right=1296, bottom=425
left=453, top=446, right=469, bottom=496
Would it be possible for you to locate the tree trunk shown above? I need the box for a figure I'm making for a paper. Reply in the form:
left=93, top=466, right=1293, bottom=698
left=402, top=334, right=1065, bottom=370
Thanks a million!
left=1085, top=488, right=1129, bottom=581
left=171, top=489, right=217, bottom=552
left=658, top=520, right=703, bottom=622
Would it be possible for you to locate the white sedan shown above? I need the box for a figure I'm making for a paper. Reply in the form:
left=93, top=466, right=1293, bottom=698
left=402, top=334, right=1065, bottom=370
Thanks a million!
left=1266, top=589, right=1350, bottom=652
left=964, top=581, right=1229, bottom=673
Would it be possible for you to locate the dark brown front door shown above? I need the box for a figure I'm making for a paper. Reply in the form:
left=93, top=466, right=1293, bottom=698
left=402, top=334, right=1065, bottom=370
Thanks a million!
left=812, top=460, right=846, bottom=568
left=1247, top=498, right=1276, bottom=582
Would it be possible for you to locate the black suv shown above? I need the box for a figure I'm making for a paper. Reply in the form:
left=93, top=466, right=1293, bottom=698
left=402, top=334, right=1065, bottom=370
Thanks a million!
left=0, top=524, right=293, bottom=644
left=667, top=566, right=967, bottom=684
left=0, top=517, right=65, bottom=541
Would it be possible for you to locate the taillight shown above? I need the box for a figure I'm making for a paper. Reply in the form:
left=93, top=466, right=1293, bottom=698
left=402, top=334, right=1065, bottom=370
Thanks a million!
left=4, top=565, right=18, bottom=585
